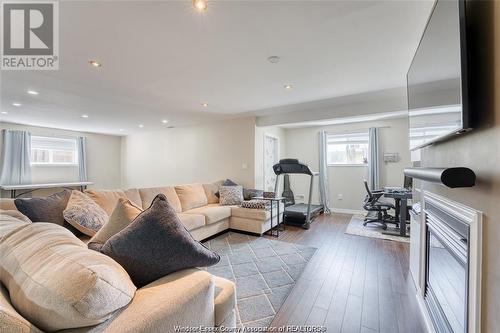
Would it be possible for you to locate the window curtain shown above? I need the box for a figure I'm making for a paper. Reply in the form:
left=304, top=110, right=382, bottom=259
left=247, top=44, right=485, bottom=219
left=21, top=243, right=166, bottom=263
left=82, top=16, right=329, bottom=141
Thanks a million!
left=0, top=130, right=32, bottom=185
left=77, top=136, right=88, bottom=182
left=318, top=131, right=331, bottom=214
left=367, top=127, right=380, bottom=190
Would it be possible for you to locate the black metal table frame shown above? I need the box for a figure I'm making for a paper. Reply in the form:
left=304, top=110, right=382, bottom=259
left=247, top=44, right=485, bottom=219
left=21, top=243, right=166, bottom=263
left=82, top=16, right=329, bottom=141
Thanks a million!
left=381, top=190, right=412, bottom=238
left=253, top=196, right=286, bottom=237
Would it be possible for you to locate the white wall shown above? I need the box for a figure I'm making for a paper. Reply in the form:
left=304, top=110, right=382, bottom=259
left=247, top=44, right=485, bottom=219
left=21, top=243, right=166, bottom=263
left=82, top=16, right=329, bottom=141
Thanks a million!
left=284, top=117, right=411, bottom=211
left=0, top=122, right=122, bottom=195
left=122, top=117, right=256, bottom=188
left=254, top=125, right=286, bottom=190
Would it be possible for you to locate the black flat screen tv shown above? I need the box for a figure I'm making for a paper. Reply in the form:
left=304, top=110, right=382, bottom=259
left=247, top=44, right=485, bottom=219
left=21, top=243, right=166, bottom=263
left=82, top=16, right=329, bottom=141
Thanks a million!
left=407, top=0, right=472, bottom=150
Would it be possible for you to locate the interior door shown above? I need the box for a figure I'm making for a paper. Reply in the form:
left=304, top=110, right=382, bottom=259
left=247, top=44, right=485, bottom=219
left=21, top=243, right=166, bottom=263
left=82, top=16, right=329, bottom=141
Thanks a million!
left=263, top=134, right=279, bottom=191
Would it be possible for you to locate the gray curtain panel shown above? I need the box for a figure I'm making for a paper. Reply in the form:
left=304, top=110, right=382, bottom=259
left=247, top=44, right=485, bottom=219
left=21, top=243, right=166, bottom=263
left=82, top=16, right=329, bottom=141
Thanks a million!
left=0, top=130, right=32, bottom=185
left=368, top=127, right=380, bottom=190
left=318, top=131, right=331, bottom=214
left=77, top=136, right=88, bottom=182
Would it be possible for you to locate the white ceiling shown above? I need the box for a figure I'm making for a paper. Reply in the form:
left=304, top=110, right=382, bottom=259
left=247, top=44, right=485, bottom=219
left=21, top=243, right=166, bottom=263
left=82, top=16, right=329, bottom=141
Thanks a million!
left=0, top=0, right=433, bottom=135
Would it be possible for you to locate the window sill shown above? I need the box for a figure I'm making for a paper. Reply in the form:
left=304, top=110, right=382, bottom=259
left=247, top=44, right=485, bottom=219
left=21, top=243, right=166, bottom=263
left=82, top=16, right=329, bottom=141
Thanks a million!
left=31, top=164, right=78, bottom=167
left=328, top=164, right=368, bottom=167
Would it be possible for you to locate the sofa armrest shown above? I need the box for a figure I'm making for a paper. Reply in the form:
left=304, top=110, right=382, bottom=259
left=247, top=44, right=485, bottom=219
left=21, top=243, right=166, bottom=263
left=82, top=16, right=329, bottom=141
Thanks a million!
left=213, top=276, right=236, bottom=327
left=65, top=269, right=215, bottom=333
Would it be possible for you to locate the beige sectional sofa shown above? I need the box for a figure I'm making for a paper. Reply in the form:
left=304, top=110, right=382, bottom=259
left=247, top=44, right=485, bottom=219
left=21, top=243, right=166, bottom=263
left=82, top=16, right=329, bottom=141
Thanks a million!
left=0, top=181, right=281, bottom=332
left=84, top=182, right=283, bottom=241
left=0, top=210, right=236, bottom=333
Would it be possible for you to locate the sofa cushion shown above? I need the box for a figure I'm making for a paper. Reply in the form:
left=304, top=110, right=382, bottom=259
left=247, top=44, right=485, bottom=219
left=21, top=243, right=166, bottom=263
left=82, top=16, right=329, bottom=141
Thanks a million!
left=63, top=190, right=109, bottom=236
left=100, top=194, right=220, bottom=287
left=0, top=210, right=31, bottom=240
left=85, top=189, right=142, bottom=216
left=203, top=180, right=224, bottom=204
left=0, top=222, right=136, bottom=332
left=138, top=186, right=182, bottom=212
left=0, top=199, right=16, bottom=211
left=178, top=213, right=206, bottom=231
left=214, top=276, right=237, bottom=326
left=219, top=186, right=244, bottom=206
left=175, top=184, right=208, bottom=211
left=231, top=204, right=284, bottom=221
left=184, top=204, right=231, bottom=225
left=0, top=283, right=43, bottom=333
left=14, top=190, right=71, bottom=226
left=243, top=188, right=264, bottom=201
left=88, top=198, right=143, bottom=251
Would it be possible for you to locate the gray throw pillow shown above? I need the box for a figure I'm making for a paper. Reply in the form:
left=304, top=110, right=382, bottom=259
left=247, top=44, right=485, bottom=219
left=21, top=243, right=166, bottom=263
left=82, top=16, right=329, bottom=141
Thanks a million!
left=14, top=190, right=71, bottom=226
left=215, top=179, right=239, bottom=198
left=219, top=186, right=244, bottom=206
left=243, top=188, right=264, bottom=201
left=100, top=194, right=220, bottom=287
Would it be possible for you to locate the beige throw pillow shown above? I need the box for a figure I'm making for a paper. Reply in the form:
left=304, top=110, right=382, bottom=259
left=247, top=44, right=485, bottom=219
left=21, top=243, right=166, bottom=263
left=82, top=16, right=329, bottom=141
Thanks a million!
left=203, top=180, right=224, bottom=204
left=88, top=198, right=142, bottom=250
left=63, top=191, right=108, bottom=236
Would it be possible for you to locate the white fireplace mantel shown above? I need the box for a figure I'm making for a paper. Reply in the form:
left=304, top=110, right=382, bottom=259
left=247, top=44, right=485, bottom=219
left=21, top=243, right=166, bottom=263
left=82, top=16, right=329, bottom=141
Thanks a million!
left=416, top=190, right=482, bottom=333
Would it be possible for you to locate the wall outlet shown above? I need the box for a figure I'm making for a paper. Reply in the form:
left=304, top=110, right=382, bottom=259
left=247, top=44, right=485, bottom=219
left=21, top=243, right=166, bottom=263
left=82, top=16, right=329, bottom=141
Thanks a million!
left=295, top=194, right=305, bottom=200
left=337, top=194, right=343, bottom=200
left=241, top=163, right=248, bottom=169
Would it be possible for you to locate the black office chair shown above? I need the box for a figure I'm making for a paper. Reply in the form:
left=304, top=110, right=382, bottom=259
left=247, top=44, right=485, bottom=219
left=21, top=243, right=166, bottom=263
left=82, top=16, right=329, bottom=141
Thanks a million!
left=362, top=180, right=396, bottom=229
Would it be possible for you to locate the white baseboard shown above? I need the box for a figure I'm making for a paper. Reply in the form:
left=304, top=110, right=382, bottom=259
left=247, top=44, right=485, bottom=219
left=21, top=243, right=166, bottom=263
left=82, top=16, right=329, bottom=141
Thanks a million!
left=329, top=207, right=365, bottom=215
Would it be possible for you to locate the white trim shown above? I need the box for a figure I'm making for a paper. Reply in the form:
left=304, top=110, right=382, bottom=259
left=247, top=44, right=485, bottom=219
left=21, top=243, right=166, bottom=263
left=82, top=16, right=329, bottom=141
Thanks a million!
left=416, top=293, right=436, bottom=333
left=421, top=191, right=482, bottom=333
left=263, top=133, right=280, bottom=191
left=329, top=207, right=365, bottom=215
left=328, top=163, right=368, bottom=167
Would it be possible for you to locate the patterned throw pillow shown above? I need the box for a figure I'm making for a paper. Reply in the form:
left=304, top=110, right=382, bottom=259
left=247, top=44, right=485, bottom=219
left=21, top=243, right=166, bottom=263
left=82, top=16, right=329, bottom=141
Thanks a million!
left=63, top=191, right=108, bottom=236
left=214, top=179, right=239, bottom=198
left=241, top=199, right=271, bottom=210
left=219, top=185, right=244, bottom=206
left=100, top=194, right=220, bottom=287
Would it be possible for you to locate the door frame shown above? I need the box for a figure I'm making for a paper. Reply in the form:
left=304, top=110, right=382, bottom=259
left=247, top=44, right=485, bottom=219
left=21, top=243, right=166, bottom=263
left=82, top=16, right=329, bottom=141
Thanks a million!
left=263, top=133, right=280, bottom=191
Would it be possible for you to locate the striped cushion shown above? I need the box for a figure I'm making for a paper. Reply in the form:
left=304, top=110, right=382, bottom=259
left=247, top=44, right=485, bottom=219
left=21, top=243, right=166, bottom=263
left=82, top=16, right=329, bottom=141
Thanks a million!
left=0, top=222, right=136, bottom=331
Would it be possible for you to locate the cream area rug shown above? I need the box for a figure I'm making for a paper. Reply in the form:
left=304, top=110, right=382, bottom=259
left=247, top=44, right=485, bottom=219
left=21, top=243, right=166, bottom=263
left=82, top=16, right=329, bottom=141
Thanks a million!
left=345, top=215, right=410, bottom=243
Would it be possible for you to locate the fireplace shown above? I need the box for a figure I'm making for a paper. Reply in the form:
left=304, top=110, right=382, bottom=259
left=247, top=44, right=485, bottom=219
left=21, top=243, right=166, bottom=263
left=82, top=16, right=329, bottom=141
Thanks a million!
left=422, top=191, right=482, bottom=333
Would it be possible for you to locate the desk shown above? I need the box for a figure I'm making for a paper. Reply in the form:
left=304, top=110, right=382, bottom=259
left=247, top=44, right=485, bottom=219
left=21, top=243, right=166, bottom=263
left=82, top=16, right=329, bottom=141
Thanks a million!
left=1, top=182, right=93, bottom=198
left=382, top=190, right=412, bottom=237
left=252, top=196, right=286, bottom=237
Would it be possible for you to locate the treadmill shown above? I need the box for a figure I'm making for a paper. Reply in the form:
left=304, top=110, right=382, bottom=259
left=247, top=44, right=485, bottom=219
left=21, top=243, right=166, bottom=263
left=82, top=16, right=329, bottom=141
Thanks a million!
left=273, top=159, right=324, bottom=229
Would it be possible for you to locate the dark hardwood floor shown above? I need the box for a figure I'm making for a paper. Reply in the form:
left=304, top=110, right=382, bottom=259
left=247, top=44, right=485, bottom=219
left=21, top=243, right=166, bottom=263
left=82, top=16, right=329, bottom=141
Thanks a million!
left=265, top=213, right=425, bottom=333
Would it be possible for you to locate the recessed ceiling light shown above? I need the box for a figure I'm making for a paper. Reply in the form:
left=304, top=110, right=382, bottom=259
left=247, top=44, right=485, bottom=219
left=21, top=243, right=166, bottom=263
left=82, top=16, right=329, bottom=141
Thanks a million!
left=138, top=124, right=144, bottom=128
left=27, top=90, right=39, bottom=95
left=89, top=60, right=102, bottom=68
left=201, top=103, right=208, bottom=107
left=82, top=114, right=89, bottom=118
left=162, top=119, right=169, bottom=124
left=193, top=0, right=208, bottom=11
left=1, top=111, right=8, bottom=115
left=12, top=102, right=21, bottom=107
left=284, top=84, right=293, bottom=90
left=268, top=56, right=280, bottom=64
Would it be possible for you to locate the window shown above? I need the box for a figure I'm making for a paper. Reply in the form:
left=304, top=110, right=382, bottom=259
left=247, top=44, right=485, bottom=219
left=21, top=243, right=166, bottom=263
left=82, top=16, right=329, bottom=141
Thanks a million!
left=327, top=132, right=369, bottom=166
left=31, top=136, right=78, bottom=165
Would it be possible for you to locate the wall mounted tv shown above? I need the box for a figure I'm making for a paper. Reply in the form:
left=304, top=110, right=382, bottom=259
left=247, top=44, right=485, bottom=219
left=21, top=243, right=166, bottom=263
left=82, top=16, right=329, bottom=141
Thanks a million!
left=407, top=0, right=472, bottom=150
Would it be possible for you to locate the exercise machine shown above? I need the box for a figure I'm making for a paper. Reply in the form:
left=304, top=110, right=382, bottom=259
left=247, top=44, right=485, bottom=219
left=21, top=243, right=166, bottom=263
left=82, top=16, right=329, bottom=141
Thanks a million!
left=273, top=159, right=324, bottom=229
